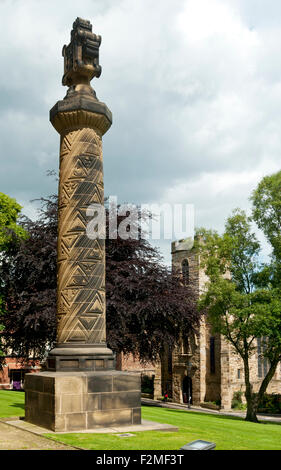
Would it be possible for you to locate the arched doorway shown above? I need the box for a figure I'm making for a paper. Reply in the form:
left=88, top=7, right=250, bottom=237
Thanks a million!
left=182, top=376, right=192, bottom=404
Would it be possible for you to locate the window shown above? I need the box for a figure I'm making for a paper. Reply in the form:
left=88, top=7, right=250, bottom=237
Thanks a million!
left=182, top=259, right=189, bottom=285
left=210, top=337, right=215, bottom=374
left=181, top=337, right=189, bottom=355
left=257, top=337, right=269, bottom=378
left=168, top=345, right=173, bottom=375
left=237, top=369, right=241, bottom=379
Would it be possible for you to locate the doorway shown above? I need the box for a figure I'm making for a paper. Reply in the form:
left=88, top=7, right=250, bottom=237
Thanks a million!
left=10, top=370, right=24, bottom=391
left=182, top=376, right=192, bottom=404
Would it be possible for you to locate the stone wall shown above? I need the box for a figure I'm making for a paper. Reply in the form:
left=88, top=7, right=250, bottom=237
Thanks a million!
left=116, top=353, right=155, bottom=376
left=220, top=339, right=281, bottom=409
left=169, top=240, right=205, bottom=405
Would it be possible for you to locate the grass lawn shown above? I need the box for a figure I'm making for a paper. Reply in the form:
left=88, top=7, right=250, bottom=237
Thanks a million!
left=45, top=406, right=281, bottom=451
left=0, top=390, right=25, bottom=418
left=1, top=391, right=281, bottom=450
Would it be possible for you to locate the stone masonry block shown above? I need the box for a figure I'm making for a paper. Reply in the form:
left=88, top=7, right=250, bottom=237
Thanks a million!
left=60, top=394, right=83, bottom=413
left=101, top=391, right=141, bottom=410
left=87, top=409, right=133, bottom=428
left=113, top=374, right=140, bottom=392
left=25, top=370, right=141, bottom=432
left=56, top=375, right=87, bottom=395
left=87, top=374, right=113, bottom=393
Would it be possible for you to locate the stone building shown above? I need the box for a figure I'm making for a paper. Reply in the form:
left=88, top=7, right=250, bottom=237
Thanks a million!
left=153, top=238, right=281, bottom=409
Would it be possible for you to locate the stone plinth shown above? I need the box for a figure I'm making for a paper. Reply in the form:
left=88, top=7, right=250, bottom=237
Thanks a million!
left=25, top=371, right=141, bottom=432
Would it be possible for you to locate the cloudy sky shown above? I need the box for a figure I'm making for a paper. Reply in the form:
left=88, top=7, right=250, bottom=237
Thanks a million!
left=1, top=0, right=281, bottom=264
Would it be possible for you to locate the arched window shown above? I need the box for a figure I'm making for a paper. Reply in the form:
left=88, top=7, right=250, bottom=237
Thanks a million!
left=182, top=259, right=189, bottom=285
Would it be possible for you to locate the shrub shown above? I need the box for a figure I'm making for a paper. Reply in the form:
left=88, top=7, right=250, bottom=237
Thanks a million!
left=258, top=394, right=281, bottom=414
left=231, top=390, right=246, bottom=410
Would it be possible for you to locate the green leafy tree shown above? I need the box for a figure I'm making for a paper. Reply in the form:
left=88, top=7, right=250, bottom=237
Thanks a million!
left=0, top=193, right=28, bottom=363
left=198, top=209, right=281, bottom=423
left=251, top=170, right=281, bottom=284
left=0, top=192, right=27, bottom=251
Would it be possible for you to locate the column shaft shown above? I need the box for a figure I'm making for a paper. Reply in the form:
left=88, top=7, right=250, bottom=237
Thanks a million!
left=57, top=126, right=106, bottom=346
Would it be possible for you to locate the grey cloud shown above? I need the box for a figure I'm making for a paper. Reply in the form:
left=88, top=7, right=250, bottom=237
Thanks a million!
left=1, top=0, right=281, bottom=265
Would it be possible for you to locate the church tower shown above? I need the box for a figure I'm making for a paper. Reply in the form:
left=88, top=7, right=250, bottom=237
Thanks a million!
left=154, top=238, right=221, bottom=406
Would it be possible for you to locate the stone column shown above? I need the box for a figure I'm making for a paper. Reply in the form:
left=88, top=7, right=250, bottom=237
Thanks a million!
left=45, top=17, right=115, bottom=372
left=47, top=101, right=115, bottom=371
left=25, top=18, right=141, bottom=432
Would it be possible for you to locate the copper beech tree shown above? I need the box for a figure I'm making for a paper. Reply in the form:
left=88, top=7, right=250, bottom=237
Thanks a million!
left=0, top=195, right=200, bottom=363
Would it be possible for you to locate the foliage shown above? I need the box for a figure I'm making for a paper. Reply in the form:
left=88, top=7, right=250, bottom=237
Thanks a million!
left=231, top=390, right=246, bottom=410
left=0, top=193, right=28, bottom=361
left=105, top=207, right=199, bottom=362
left=0, top=197, right=58, bottom=360
left=0, top=195, right=200, bottom=362
left=257, top=393, right=281, bottom=414
left=197, top=207, right=281, bottom=422
left=251, top=171, right=281, bottom=265
left=0, top=193, right=27, bottom=252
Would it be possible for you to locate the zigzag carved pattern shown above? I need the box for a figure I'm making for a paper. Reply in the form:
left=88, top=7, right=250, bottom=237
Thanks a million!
left=57, top=127, right=106, bottom=345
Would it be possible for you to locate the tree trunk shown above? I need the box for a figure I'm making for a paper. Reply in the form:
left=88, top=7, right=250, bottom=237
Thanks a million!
left=257, top=354, right=280, bottom=411
left=245, top=394, right=259, bottom=422
left=243, top=356, right=259, bottom=422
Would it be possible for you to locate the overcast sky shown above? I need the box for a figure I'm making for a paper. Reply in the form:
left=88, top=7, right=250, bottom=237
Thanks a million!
left=1, top=0, right=280, bottom=264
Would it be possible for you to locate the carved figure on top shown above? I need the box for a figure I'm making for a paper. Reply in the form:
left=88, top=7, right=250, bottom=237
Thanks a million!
left=62, top=17, right=102, bottom=88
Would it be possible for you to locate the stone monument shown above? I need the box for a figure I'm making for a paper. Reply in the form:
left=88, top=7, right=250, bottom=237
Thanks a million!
left=24, top=18, right=141, bottom=432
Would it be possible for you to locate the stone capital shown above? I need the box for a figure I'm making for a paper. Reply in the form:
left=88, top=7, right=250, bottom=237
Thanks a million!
left=50, top=95, right=112, bottom=135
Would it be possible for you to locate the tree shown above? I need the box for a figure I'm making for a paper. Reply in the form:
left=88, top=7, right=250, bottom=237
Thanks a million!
left=251, top=170, right=281, bottom=284
left=198, top=209, right=281, bottom=422
left=0, top=192, right=27, bottom=252
left=0, top=195, right=200, bottom=363
left=105, top=210, right=199, bottom=363
left=0, top=197, right=57, bottom=360
left=0, top=193, right=28, bottom=362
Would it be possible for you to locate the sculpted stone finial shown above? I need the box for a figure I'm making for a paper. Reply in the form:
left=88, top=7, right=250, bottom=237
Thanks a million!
left=62, top=17, right=102, bottom=88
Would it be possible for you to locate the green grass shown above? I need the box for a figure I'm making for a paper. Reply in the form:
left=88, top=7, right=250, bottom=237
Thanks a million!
left=1, top=391, right=281, bottom=450
left=0, top=390, right=25, bottom=417
left=45, top=406, right=281, bottom=450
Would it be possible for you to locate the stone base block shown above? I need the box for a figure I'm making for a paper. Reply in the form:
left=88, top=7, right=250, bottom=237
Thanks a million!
left=24, top=370, right=141, bottom=432
left=47, top=354, right=115, bottom=372
left=46, top=344, right=116, bottom=372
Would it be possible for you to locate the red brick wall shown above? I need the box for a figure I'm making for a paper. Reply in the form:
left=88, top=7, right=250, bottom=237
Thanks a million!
left=116, top=352, right=155, bottom=375
left=0, top=357, right=41, bottom=390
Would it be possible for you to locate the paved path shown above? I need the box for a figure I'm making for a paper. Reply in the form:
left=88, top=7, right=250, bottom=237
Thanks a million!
left=142, top=398, right=281, bottom=424
left=3, top=418, right=178, bottom=435
left=0, top=420, right=77, bottom=450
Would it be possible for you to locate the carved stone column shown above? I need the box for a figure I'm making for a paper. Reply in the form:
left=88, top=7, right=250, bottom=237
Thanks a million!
left=47, top=104, right=114, bottom=371
left=44, top=18, right=114, bottom=370
left=45, top=17, right=114, bottom=371
left=24, top=18, right=141, bottom=432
